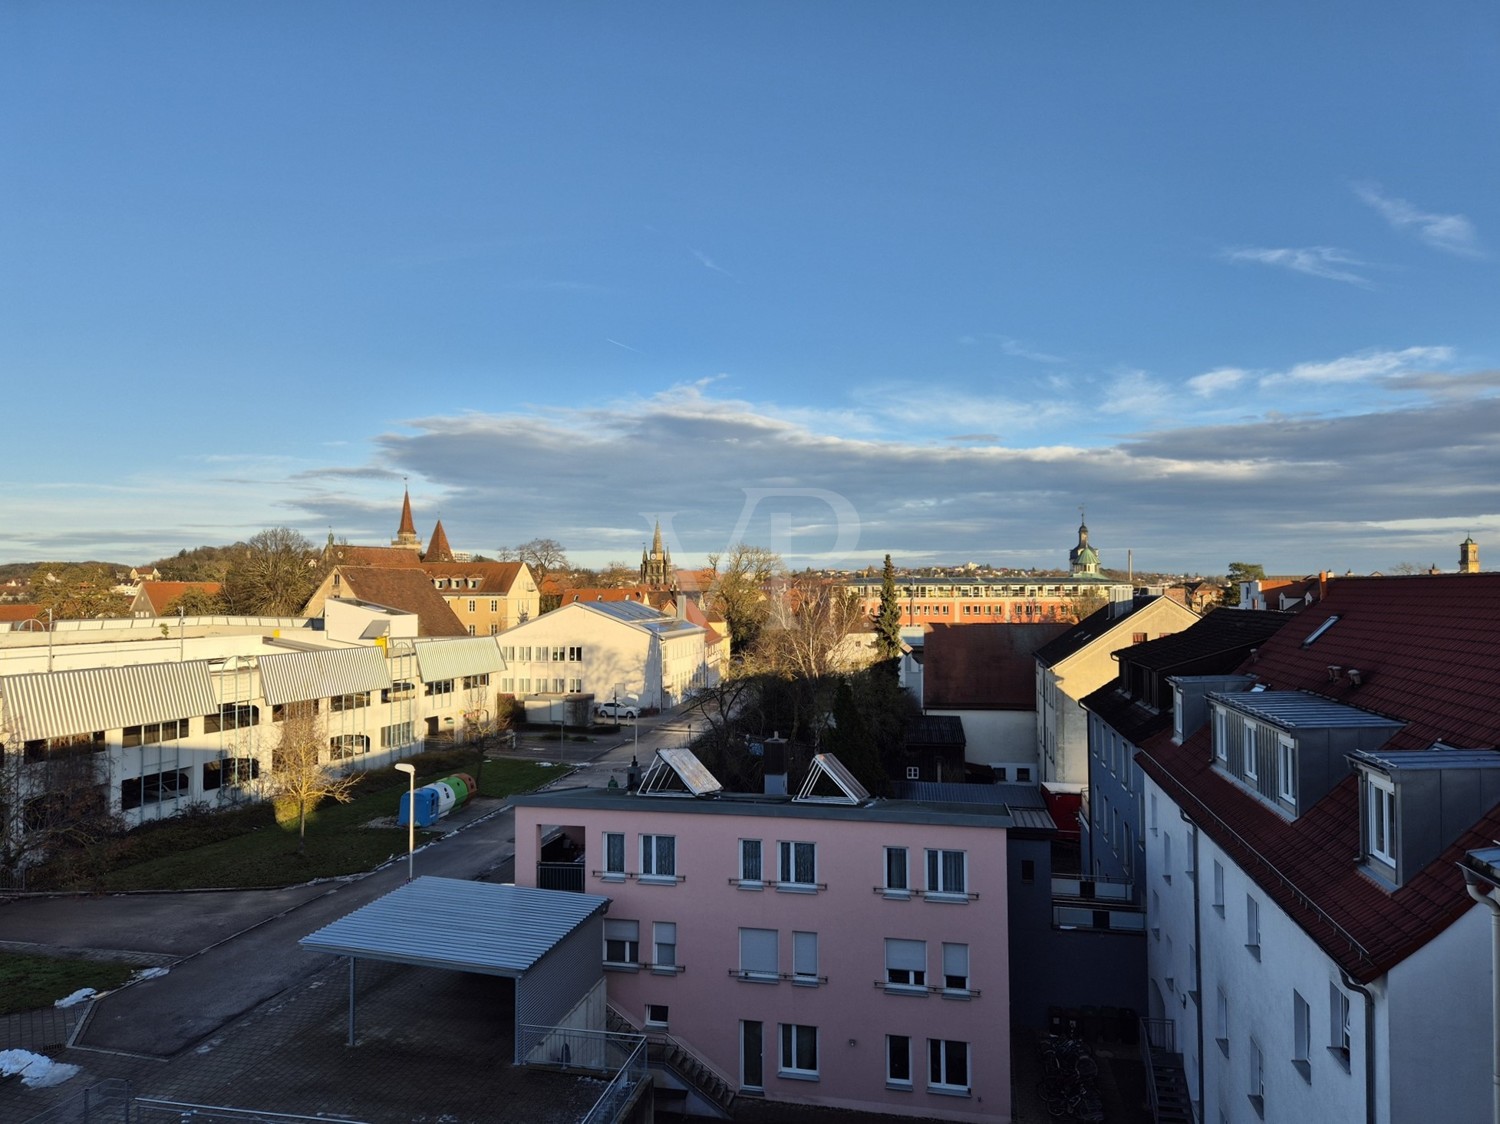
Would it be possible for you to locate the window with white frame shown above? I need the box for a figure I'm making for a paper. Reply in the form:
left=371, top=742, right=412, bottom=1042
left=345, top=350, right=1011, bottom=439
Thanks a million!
left=1278, top=734, right=1297, bottom=803
left=792, top=931, right=819, bottom=984
left=779, top=1023, right=818, bottom=1079
left=1292, top=990, right=1311, bottom=1080
left=739, top=839, right=763, bottom=885
left=1216, top=987, right=1230, bottom=1055
left=928, top=1039, right=970, bottom=1094
left=885, top=938, right=926, bottom=989
left=645, top=1003, right=668, bottom=1027
left=1150, top=792, right=1159, bottom=835
left=603, top=831, right=625, bottom=877
left=1162, top=832, right=1172, bottom=884
left=604, top=919, right=639, bottom=966
left=884, top=846, right=909, bottom=894
left=1243, top=719, right=1259, bottom=781
left=1365, top=772, right=1396, bottom=867
left=887, top=1035, right=912, bottom=1087
left=925, top=849, right=968, bottom=897
left=1213, top=860, right=1225, bottom=914
left=1329, top=983, right=1352, bottom=1066
left=1246, top=894, right=1261, bottom=959
left=641, top=834, right=676, bottom=880
left=652, top=922, right=677, bottom=970
left=738, top=928, right=778, bottom=981
left=942, top=942, right=970, bottom=993
left=778, top=840, right=816, bottom=888
left=1214, top=706, right=1227, bottom=761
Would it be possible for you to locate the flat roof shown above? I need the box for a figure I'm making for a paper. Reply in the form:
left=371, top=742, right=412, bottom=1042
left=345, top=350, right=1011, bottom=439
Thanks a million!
left=299, top=876, right=609, bottom=977
left=1212, top=689, right=1405, bottom=731
left=515, top=786, right=1014, bottom=829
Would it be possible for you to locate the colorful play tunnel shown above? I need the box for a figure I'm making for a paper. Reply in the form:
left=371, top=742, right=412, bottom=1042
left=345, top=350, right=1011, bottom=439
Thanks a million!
left=396, top=772, right=478, bottom=827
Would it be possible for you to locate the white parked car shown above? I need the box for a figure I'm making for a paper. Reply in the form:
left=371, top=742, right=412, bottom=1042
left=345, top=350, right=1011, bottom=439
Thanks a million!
left=595, top=701, right=640, bottom=720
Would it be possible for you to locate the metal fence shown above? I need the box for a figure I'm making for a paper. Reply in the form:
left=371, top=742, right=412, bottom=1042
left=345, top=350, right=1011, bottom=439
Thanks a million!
left=21, top=1079, right=132, bottom=1124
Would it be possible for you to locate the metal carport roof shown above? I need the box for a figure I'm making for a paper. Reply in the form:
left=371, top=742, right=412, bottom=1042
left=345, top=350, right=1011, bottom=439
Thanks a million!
left=300, top=876, right=609, bottom=977
left=300, top=876, right=611, bottom=1052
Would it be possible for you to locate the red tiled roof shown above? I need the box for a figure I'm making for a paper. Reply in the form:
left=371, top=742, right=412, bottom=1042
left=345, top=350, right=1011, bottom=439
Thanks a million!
left=0, top=604, right=45, bottom=623
left=397, top=488, right=416, bottom=537
left=139, top=581, right=223, bottom=614
left=328, top=568, right=467, bottom=637
left=923, top=622, right=1069, bottom=709
left=1137, top=573, right=1500, bottom=982
left=332, top=545, right=423, bottom=568
left=419, top=562, right=527, bottom=596
left=423, top=521, right=456, bottom=563
left=562, top=587, right=653, bottom=605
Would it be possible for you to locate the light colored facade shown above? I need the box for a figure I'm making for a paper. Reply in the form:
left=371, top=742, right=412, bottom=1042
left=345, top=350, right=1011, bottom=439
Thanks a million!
left=848, top=573, right=1132, bottom=629
left=417, top=561, right=539, bottom=634
left=497, top=600, right=715, bottom=710
left=1035, top=596, right=1199, bottom=786
left=1139, top=574, right=1500, bottom=1124
left=514, top=782, right=1013, bottom=1122
left=0, top=616, right=505, bottom=855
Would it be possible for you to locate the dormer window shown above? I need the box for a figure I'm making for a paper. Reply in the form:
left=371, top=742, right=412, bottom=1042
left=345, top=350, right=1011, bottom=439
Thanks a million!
left=1242, top=720, right=1258, bottom=781
left=1276, top=735, right=1297, bottom=804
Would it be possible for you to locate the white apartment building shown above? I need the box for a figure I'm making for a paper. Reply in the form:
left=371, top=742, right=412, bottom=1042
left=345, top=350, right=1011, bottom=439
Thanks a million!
left=497, top=600, right=716, bottom=711
left=1138, top=574, right=1500, bottom=1124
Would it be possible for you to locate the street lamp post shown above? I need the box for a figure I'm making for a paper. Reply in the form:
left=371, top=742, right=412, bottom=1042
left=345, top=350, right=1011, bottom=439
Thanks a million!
left=394, top=763, right=416, bottom=882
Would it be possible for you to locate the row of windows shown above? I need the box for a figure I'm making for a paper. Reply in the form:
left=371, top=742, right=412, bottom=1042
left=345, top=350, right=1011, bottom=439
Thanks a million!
left=734, top=1021, right=971, bottom=1095
left=499, top=645, right=585, bottom=662
left=1215, top=982, right=1352, bottom=1108
left=461, top=599, right=502, bottom=611
left=498, top=678, right=583, bottom=695
left=600, top=833, right=972, bottom=899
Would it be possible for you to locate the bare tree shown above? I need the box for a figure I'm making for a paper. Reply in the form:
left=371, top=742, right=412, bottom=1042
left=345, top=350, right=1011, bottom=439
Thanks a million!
left=1065, top=588, right=1108, bottom=623
left=0, top=734, right=122, bottom=886
left=164, top=587, right=227, bottom=616
left=706, top=544, right=784, bottom=653
left=267, top=705, right=359, bottom=855
left=598, top=560, right=638, bottom=588
left=756, top=576, right=868, bottom=680
left=222, top=528, right=320, bottom=616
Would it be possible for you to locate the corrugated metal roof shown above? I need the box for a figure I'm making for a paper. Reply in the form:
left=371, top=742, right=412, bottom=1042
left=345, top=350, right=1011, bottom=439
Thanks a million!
left=1213, top=689, right=1404, bottom=731
left=412, top=636, right=506, bottom=682
left=0, top=661, right=218, bottom=741
left=258, top=647, right=392, bottom=705
left=299, top=877, right=609, bottom=976
left=1352, top=747, right=1500, bottom=772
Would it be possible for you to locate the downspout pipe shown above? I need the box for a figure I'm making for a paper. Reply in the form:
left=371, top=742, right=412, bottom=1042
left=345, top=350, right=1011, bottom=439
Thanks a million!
left=1338, top=967, right=1377, bottom=1124
left=1462, top=866, right=1500, bottom=1124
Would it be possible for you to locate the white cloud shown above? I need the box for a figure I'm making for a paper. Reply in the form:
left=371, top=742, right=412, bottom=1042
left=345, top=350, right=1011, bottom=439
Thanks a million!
left=1259, top=346, right=1454, bottom=390
left=1187, top=367, right=1249, bottom=397
left=1100, top=369, right=1169, bottom=416
left=1355, top=182, right=1484, bottom=258
left=1224, top=246, right=1371, bottom=286
left=690, top=248, right=735, bottom=278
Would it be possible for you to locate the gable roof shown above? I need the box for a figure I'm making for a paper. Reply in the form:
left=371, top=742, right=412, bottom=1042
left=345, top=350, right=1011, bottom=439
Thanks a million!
left=135, top=581, right=224, bottom=615
left=1113, top=608, right=1290, bottom=671
left=331, top=545, right=424, bottom=568
left=923, top=622, right=1070, bottom=709
left=325, top=567, right=467, bottom=637
left=418, top=562, right=529, bottom=596
left=1136, top=573, right=1500, bottom=982
left=1035, top=596, right=1150, bottom=667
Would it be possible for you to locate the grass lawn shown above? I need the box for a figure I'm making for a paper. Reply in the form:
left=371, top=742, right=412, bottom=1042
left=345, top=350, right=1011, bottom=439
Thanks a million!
left=0, top=953, right=136, bottom=1017
left=47, top=755, right=564, bottom=893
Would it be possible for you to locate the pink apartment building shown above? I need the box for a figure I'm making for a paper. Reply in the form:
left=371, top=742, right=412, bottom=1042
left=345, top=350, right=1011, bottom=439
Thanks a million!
left=513, top=754, right=1013, bottom=1122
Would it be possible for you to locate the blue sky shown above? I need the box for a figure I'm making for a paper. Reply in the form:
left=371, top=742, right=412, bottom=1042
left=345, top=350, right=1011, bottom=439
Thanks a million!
left=3, top=2, right=1496, bottom=576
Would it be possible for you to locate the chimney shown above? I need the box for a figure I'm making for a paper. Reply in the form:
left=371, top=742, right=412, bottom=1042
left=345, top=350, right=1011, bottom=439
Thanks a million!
left=677, top=592, right=688, bottom=620
left=764, top=734, right=788, bottom=796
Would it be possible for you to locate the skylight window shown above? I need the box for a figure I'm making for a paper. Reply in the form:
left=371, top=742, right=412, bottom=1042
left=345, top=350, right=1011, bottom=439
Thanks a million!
left=1300, top=614, right=1341, bottom=648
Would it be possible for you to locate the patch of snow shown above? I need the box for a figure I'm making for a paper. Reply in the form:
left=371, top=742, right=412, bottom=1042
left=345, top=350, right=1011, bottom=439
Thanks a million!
left=54, top=988, right=95, bottom=1008
left=134, top=966, right=169, bottom=981
left=0, top=1049, right=82, bottom=1088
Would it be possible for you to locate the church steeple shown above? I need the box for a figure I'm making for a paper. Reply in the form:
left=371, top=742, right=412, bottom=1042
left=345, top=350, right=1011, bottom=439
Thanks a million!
left=1069, top=510, right=1101, bottom=575
left=393, top=485, right=421, bottom=550
left=640, top=520, right=676, bottom=589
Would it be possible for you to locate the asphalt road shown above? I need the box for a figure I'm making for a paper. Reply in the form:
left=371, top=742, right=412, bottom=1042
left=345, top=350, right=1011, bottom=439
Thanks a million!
left=1, top=714, right=686, bottom=1061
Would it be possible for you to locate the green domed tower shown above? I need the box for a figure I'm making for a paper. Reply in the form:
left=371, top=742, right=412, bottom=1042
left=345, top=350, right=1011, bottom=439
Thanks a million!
left=1069, top=514, right=1101, bottom=576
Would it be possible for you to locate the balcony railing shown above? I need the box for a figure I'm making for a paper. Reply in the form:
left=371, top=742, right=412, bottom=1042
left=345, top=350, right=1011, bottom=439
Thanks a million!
left=517, top=1024, right=648, bottom=1124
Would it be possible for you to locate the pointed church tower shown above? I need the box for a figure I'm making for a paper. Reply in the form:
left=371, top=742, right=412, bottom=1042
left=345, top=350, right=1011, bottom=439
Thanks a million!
left=640, top=520, right=676, bottom=589
left=424, top=520, right=456, bottom=563
left=393, top=487, right=422, bottom=551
